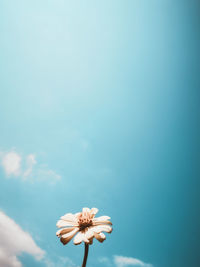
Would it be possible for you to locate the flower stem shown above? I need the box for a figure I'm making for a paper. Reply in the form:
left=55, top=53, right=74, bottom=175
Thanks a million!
left=82, top=243, right=89, bottom=267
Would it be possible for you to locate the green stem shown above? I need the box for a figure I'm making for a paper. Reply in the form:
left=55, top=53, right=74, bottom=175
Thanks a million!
left=82, top=243, right=89, bottom=267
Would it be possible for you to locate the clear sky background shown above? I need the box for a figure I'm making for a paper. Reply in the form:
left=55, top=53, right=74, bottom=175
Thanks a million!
left=0, top=1, right=199, bottom=267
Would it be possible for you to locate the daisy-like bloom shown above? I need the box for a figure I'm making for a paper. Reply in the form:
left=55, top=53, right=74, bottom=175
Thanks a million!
left=56, top=207, right=112, bottom=245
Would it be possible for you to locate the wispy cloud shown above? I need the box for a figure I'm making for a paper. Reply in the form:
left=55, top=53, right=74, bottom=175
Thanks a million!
left=36, top=167, right=61, bottom=184
left=0, top=210, right=45, bottom=267
left=99, top=257, right=113, bottom=266
left=99, top=256, right=153, bottom=267
left=44, top=256, right=79, bottom=267
left=0, top=150, right=61, bottom=183
left=114, top=255, right=153, bottom=267
left=23, top=154, right=37, bottom=177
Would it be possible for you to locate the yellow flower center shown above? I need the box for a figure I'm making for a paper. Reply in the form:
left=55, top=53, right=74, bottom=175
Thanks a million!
left=78, top=212, right=94, bottom=231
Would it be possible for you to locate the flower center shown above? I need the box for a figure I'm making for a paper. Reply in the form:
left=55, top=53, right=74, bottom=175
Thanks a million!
left=78, top=212, right=94, bottom=231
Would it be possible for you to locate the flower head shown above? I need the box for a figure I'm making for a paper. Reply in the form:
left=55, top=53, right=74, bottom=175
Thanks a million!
left=56, top=207, right=112, bottom=245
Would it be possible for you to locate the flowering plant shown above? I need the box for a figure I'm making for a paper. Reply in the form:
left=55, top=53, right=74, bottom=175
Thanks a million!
left=56, top=207, right=112, bottom=267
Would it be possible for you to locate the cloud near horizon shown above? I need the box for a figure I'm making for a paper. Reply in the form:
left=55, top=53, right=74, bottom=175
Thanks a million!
left=0, top=211, right=45, bottom=267
left=0, top=150, right=61, bottom=183
left=44, top=256, right=78, bottom=267
left=114, top=255, right=153, bottom=267
left=99, top=256, right=153, bottom=267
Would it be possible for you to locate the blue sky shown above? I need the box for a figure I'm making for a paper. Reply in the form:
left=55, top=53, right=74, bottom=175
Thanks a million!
left=0, top=1, right=199, bottom=267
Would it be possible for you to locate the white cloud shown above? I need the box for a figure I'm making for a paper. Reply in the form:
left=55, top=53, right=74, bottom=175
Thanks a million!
left=44, top=256, right=78, bottom=267
left=0, top=211, right=45, bottom=267
left=36, top=168, right=61, bottom=184
left=0, top=211, right=77, bottom=267
left=114, top=256, right=153, bottom=267
left=99, top=257, right=113, bottom=266
left=23, top=154, right=37, bottom=177
left=0, top=150, right=61, bottom=183
left=2, top=152, right=21, bottom=176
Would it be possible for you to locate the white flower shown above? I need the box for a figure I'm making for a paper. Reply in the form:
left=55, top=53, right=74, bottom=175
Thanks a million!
left=56, top=207, right=112, bottom=245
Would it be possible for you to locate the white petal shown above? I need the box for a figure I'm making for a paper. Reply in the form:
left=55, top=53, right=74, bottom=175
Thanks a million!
left=93, top=216, right=112, bottom=225
left=85, top=228, right=94, bottom=240
left=56, top=220, right=77, bottom=228
left=90, top=225, right=112, bottom=233
left=62, top=228, right=78, bottom=239
left=95, top=216, right=110, bottom=220
left=75, top=212, right=81, bottom=218
left=90, top=226, right=101, bottom=234
left=83, top=234, right=90, bottom=243
left=94, top=232, right=106, bottom=243
left=90, top=208, right=98, bottom=215
left=82, top=207, right=91, bottom=213
left=93, top=220, right=112, bottom=226
left=56, top=227, right=76, bottom=237
left=60, top=213, right=77, bottom=222
left=73, top=232, right=84, bottom=245
left=99, top=232, right=106, bottom=239
left=60, top=228, right=79, bottom=245
left=73, top=230, right=91, bottom=245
